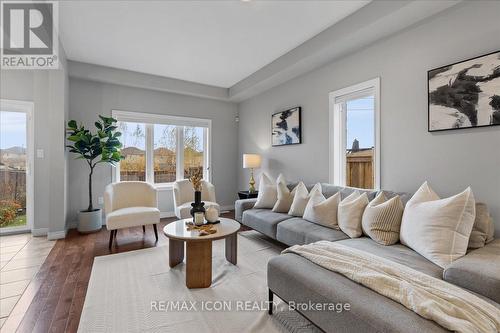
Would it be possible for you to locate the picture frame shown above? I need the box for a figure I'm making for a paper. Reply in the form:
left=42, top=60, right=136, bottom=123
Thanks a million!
left=427, top=50, right=500, bottom=132
left=271, top=107, right=301, bottom=146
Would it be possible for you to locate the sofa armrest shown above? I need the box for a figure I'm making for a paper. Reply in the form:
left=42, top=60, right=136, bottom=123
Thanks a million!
left=235, top=199, right=257, bottom=222
left=443, top=239, right=500, bottom=304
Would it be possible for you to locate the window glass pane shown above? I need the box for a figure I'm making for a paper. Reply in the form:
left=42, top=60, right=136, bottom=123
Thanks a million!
left=153, top=124, right=176, bottom=183
left=345, top=96, right=374, bottom=189
left=183, top=126, right=204, bottom=179
left=0, top=111, right=27, bottom=228
left=118, top=122, right=146, bottom=181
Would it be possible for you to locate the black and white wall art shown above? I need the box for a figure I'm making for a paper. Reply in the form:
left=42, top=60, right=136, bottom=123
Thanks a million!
left=272, top=107, right=301, bottom=146
left=428, top=51, right=500, bottom=132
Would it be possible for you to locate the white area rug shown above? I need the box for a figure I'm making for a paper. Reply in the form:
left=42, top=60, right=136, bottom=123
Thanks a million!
left=78, top=231, right=320, bottom=333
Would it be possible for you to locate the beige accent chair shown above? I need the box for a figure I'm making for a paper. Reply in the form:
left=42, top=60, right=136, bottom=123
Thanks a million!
left=104, top=181, right=160, bottom=249
left=173, top=179, right=220, bottom=219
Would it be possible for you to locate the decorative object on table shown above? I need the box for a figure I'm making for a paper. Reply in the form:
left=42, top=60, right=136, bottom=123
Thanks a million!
left=189, top=169, right=205, bottom=218
left=272, top=106, right=301, bottom=146
left=205, top=206, right=220, bottom=223
left=66, top=115, right=124, bottom=233
left=238, top=190, right=259, bottom=199
left=243, top=154, right=261, bottom=193
left=185, top=221, right=217, bottom=236
left=428, top=50, right=500, bottom=132
left=194, top=212, right=205, bottom=226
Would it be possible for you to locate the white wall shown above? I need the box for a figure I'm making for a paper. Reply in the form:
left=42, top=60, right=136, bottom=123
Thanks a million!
left=238, top=1, right=500, bottom=234
left=68, top=78, right=238, bottom=225
left=0, top=44, right=69, bottom=239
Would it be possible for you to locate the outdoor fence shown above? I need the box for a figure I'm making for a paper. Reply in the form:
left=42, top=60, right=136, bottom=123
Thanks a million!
left=346, top=149, right=374, bottom=189
left=0, top=169, right=26, bottom=207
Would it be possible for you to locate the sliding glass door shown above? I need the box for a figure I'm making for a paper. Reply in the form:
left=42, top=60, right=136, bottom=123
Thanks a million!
left=0, top=100, right=33, bottom=233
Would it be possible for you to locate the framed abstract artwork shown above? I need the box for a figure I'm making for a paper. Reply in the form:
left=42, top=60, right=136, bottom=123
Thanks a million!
left=428, top=50, right=500, bottom=132
left=272, top=107, right=301, bottom=146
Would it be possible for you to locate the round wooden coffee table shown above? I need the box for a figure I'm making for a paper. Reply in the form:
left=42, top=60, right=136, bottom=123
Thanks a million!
left=163, top=217, right=240, bottom=288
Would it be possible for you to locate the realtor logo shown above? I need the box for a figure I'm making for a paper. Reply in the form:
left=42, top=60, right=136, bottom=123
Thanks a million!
left=1, top=1, right=59, bottom=69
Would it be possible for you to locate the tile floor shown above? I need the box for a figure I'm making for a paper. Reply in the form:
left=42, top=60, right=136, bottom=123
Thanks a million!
left=0, top=233, right=55, bottom=332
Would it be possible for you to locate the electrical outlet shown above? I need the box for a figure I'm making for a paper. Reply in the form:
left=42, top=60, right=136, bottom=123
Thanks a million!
left=98, top=196, right=104, bottom=205
left=36, top=149, right=44, bottom=158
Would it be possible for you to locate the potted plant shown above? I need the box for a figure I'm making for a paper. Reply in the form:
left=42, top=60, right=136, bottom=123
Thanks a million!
left=66, top=115, right=123, bottom=233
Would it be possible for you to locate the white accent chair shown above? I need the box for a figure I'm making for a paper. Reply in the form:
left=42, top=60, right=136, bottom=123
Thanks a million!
left=173, top=179, right=220, bottom=219
left=104, top=181, right=160, bottom=249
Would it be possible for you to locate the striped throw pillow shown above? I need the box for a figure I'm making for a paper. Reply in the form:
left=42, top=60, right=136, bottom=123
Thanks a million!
left=362, top=192, right=404, bottom=245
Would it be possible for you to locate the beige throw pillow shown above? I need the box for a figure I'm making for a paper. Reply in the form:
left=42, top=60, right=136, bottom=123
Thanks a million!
left=400, top=182, right=476, bottom=268
left=254, top=173, right=282, bottom=209
left=288, top=183, right=322, bottom=217
left=303, top=191, right=341, bottom=229
left=272, top=176, right=297, bottom=213
left=338, top=191, right=369, bottom=238
left=361, top=192, right=404, bottom=245
left=468, top=203, right=495, bottom=249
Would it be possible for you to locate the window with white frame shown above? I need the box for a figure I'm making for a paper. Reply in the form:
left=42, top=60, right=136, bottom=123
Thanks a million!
left=112, top=110, right=211, bottom=186
left=329, top=78, right=380, bottom=189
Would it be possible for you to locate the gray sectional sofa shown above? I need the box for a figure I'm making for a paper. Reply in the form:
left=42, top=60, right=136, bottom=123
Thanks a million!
left=234, top=183, right=500, bottom=333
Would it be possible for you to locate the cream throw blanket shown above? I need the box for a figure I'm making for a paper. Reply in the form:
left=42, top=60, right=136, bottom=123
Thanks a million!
left=282, top=241, right=500, bottom=333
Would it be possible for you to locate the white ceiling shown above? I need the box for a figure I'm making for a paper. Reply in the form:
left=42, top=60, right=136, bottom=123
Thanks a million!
left=59, top=1, right=369, bottom=88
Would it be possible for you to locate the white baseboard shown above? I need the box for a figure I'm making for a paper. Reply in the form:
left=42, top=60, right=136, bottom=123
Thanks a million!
left=31, top=228, right=49, bottom=236
left=48, top=229, right=67, bottom=240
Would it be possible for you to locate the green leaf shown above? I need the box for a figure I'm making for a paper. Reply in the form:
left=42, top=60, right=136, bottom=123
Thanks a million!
left=95, top=122, right=103, bottom=130
left=67, top=135, right=80, bottom=142
left=68, top=120, right=77, bottom=129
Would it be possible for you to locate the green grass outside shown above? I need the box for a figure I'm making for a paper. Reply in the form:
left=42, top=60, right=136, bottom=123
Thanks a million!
left=0, top=214, right=27, bottom=228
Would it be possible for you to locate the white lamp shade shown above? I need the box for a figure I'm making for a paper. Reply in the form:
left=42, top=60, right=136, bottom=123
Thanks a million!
left=243, top=154, right=261, bottom=169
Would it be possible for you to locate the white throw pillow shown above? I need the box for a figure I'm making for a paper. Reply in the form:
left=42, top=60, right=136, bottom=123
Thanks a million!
left=288, top=183, right=322, bottom=217
left=303, top=191, right=340, bottom=229
left=254, top=173, right=282, bottom=209
left=361, top=192, right=404, bottom=245
left=338, top=191, right=369, bottom=238
left=400, top=182, right=476, bottom=268
left=272, top=177, right=298, bottom=213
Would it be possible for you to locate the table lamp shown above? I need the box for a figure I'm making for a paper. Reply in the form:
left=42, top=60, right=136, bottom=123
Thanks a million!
left=243, top=154, right=261, bottom=193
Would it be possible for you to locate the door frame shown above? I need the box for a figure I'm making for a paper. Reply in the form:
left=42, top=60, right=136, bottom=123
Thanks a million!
left=328, top=77, right=381, bottom=189
left=0, top=99, right=34, bottom=235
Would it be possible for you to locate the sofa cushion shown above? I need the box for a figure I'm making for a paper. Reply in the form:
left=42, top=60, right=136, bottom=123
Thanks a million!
left=288, top=183, right=321, bottom=217
left=400, top=182, right=476, bottom=268
left=276, top=218, right=348, bottom=246
left=382, top=190, right=413, bottom=206
left=234, top=198, right=257, bottom=222
left=254, top=173, right=279, bottom=209
left=268, top=253, right=447, bottom=333
left=303, top=191, right=340, bottom=229
left=361, top=192, right=404, bottom=245
left=303, top=224, right=349, bottom=244
left=106, top=207, right=160, bottom=230
left=273, top=181, right=298, bottom=213
left=444, top=239, right=500, bottom=304
left=468, top=203, right=494, bottom=249
left=336, top=238, right=443, bottom=278
left=320, top=183, right=377, bottom=200
left=338, top=191, right=369, bottom=238
left=241, top=209, right=290, bottom=238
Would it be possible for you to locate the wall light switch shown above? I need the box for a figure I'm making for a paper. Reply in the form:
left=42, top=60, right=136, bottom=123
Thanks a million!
left=36, top=149, right=44, bottom=158
left=98, top=196, right=104, bottom=205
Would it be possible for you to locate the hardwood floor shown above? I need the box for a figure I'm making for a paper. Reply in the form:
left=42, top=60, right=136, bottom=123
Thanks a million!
left=11, top=211, right=237, bottom=333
